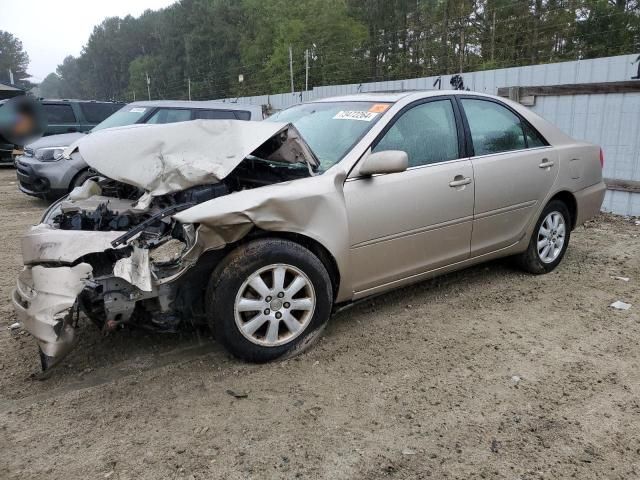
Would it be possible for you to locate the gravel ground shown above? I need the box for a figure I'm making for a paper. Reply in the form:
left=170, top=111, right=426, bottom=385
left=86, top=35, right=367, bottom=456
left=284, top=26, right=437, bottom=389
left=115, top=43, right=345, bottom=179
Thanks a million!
left=0, top=166, right=639, bottom=480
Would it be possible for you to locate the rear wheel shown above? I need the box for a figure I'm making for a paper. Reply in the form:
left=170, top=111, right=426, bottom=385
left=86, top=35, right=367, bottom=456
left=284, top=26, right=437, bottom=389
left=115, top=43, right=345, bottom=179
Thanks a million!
left=206, top=238, right=333, bottom=362
left=517, top=200, right=571, bottom=274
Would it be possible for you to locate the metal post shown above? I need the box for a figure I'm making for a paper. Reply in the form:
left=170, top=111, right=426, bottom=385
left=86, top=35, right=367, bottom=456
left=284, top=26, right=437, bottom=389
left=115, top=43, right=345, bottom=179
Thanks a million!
left=305, top=49, right=309, bottom=91
left=289, top=45, right=294, bottom=93
left=188, top=77, right=191, bottom=101
left=146, top=72, right=151, bottom=100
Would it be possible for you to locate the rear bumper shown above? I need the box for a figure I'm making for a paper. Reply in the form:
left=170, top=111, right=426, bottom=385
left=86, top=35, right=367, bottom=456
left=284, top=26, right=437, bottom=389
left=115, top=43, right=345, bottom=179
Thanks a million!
left=574, top=181, right=606, bottom=226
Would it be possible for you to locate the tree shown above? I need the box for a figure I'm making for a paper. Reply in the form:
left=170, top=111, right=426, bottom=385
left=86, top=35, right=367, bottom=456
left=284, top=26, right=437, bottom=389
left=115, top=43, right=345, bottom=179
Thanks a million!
left=37, top=0, right=640, bottom=100
left=0, top=31, right=30, bottom=87
left=39, top=73, right=64, bottom=98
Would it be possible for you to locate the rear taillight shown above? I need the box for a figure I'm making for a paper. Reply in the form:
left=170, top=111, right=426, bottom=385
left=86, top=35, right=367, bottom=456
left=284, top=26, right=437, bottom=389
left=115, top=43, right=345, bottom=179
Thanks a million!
left=599, top=147, right=604, bottom=169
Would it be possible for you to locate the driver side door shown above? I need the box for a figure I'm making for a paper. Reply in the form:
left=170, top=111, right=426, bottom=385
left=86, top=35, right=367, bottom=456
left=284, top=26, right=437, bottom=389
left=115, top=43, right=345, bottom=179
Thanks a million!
left=343, top=98, right=474, bottom=296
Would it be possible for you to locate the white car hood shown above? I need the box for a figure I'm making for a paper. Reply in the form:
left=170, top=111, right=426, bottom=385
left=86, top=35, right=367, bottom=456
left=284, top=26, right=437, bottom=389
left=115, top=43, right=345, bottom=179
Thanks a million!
left=64, top=119, right=317, bottom=196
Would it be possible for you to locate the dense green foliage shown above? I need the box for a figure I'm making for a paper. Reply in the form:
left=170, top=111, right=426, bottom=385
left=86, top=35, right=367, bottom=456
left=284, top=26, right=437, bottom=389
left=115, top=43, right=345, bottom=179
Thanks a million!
left=38, top=0, right=640, bottom=101
left=0, top=30, right=30, bottom=88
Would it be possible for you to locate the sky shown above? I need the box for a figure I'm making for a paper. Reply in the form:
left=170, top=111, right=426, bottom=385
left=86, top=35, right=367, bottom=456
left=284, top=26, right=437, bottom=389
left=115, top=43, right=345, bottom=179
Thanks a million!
left=0, top=0, right=177, bottom=83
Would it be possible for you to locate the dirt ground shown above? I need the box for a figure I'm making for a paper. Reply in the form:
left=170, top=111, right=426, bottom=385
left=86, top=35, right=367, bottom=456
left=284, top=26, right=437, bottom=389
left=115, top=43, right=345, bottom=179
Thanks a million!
left=0, top=166, right=639, bottom=480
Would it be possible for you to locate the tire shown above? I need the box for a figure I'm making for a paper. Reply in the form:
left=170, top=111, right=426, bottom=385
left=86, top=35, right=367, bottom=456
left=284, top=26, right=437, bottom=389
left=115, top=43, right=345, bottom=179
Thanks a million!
left=206, top=238, right=333, bottom=362
left=516, top=199, right=571, bottom=274
left=69, top=169, right=96, bottom=191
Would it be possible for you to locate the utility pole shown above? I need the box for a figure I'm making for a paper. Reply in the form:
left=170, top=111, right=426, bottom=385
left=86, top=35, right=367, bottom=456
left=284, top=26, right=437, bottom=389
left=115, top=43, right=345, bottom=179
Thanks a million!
left=289, top=45, right=294, bottom=93
left=305, top=49, right=309, bottom=91
left=146, top=72, right=151, bottom=100
left=459, top=27, right=465, bottom=73
left=188, top=77, right=191, bottom=101
left=491, top=10, right=496, bottom=63
left=133, top=90, right=136, bottom=102
left=8, top=69, right=14, bottom=85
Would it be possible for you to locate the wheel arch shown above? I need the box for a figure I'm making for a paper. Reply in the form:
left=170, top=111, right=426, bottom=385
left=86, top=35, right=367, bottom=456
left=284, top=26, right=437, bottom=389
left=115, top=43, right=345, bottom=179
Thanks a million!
left=67, top=166, right=92, bottom=192
left=548, top=190, right=578, bottom=230
left=241, top=229, right=342, bottom=301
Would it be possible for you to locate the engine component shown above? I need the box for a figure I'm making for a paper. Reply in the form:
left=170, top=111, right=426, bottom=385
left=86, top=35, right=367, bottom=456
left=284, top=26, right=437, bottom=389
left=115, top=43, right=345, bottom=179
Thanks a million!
left=55, top=202, right=142, bottom=232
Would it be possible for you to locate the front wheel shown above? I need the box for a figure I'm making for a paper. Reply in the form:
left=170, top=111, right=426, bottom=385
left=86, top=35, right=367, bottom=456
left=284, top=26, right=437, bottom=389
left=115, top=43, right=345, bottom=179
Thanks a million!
left=516, top=200, right=571, bottom=274
left=206, top=238, right=333, bottom=362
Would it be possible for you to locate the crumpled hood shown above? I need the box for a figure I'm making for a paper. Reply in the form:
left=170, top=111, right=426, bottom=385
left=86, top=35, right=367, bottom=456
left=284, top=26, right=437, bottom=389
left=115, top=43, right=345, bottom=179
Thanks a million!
left=63, top=119, right=318, bottom=196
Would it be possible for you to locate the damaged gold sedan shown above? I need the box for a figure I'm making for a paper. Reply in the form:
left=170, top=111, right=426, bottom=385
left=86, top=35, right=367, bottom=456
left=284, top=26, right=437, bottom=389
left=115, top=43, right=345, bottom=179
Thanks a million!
left=12, top=91, right=606, bottom=370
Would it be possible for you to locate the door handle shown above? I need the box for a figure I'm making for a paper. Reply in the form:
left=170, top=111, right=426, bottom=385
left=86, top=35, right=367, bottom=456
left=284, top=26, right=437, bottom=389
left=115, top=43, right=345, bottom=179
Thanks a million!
left=449, top=176, right=472, bottom=188
left=539, top=159, right=554, bottom=169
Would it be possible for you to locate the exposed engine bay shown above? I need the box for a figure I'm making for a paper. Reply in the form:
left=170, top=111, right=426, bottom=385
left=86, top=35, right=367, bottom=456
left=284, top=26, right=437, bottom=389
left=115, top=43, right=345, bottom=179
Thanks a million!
left=13, top=119, right=320, bottom=370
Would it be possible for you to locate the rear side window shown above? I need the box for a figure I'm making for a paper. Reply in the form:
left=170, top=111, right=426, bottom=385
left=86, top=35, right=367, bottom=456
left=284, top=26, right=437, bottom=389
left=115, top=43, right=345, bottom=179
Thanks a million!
left=234, top=111, right=251, bottom=120
left=374, top=99, right=459, bottom=167
left=79, top=103, right=121, bottom=124
left=461, top=99, right=526, bottom=155
left=194, top=109, right=252, bottom=120
left=194, top=109, right=236, bottom=120
left=146, top=108, right=192, bottom=124
left=43, top=104, right=76, bottom=124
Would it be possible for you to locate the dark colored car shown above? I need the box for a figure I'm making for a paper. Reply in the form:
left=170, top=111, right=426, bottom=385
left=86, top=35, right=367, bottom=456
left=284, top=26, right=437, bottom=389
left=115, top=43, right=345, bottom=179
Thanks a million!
left=38, top=99, right=124, bottom=136
left=1, top=99, right=123, bottom=165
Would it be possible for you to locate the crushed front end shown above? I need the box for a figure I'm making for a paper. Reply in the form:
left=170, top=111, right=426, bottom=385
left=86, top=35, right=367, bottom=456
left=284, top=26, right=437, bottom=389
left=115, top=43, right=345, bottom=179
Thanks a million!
left=11, top=119, right=319, bottom=370
left=11, top=179, right=224, bottom=370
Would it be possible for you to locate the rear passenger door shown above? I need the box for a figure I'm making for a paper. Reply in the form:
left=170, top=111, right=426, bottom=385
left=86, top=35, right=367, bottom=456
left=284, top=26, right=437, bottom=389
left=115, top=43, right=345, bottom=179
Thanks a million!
left=458, top=97, right=558, bottom=256
left=41, top=103, right=79, bottom=135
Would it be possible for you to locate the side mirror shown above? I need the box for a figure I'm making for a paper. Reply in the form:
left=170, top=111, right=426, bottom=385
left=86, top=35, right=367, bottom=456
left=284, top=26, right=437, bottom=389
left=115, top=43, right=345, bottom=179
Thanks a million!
left=358, top=150, right=408, bottom=176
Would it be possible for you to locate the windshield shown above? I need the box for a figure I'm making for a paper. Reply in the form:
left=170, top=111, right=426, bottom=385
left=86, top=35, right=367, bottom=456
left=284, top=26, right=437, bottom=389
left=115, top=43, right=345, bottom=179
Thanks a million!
left=266, top=101, right=390, bottom=171
left=91, top=105, right=150, bottom=132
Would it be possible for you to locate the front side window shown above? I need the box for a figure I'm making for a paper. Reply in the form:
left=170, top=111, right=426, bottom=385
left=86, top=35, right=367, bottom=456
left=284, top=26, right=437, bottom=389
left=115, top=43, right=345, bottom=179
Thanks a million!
left=43, top=104, right=76, bottom=124
left=266, top=101, right=390, bottom=171
left=461, top=99, right=526, bottom=155
left=373, top=99, right=459, bottom=167
left=146, top=108, right=192, bottom=124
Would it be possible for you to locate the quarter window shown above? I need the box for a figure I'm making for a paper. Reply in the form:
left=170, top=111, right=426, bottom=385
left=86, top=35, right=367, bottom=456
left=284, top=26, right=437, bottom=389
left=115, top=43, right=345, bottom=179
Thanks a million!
left=43, top=104, right=76, bottom=124
left=79, top=103, right=122, bottom=124
left=461, top=99, right=526, bottom=155
left=523, top=121, right=547, bottom=148
left=373, top=99, right=459, bottom=167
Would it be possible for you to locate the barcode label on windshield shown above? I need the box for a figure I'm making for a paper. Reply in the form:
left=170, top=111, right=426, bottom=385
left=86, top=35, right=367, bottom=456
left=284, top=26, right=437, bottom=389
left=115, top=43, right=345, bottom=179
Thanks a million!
left=333, top=111, right=379, bottom=122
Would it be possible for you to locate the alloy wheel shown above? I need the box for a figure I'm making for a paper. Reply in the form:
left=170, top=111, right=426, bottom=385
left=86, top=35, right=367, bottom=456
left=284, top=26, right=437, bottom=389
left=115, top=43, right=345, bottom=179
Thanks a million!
left=234, top=263, right=316, bottom=347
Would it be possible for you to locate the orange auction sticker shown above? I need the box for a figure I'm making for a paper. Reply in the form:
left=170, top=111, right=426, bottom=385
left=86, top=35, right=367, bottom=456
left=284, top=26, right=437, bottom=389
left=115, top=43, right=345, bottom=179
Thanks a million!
left=368, top=104, right=390, bottom=113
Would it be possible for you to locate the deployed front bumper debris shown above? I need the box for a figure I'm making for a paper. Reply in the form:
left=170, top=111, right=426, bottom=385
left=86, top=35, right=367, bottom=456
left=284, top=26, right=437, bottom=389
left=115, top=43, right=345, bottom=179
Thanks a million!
left=12, top=263, right=93, bottom=369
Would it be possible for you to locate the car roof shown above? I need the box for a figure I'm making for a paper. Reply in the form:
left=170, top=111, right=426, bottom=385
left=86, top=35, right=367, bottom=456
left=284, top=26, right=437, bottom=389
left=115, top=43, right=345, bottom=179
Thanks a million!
left=39, top=99, right=124, bottom=104
left=125, top=100, right=262, bottom=112
left=312, top=90, right=491, bottom=104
